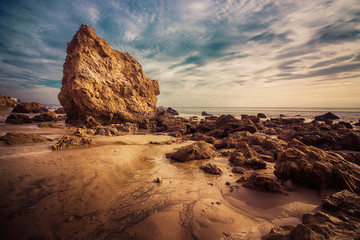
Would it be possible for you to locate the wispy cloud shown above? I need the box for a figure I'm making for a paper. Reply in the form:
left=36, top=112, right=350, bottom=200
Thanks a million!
left=0, top=0, right=359, bottom=107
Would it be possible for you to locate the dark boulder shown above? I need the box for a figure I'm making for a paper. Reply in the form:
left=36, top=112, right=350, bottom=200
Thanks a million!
left=32, top=112, right=58, bottom=122
left=201, top=111, right=211, bottom=116
left=165, top=141, right=216, bottom=162
left=200, top=163, right=223, bottom=175
left=242, top=172, right=288, bottom=195
left=189, top=133, right=216, bottom=144
left=5, top=114, right=32, bottom=124
left=322, top=190, right=360, bottom=219
left=257, top=113, right=267, bottom=118
left=12, top=102, right=47, bottom=113
left=274, top=139, right=360, bottom=193
left=314, top=112, right=340, bottom=121
left=263, top=190, right=360, bottom=240
left=166, top=107, right=179, bottom=115
left=231, top=166, right=247, bottom=174
left=55, top=107, right=65, bottom=114
left=241, top=114, right=260, bottom=123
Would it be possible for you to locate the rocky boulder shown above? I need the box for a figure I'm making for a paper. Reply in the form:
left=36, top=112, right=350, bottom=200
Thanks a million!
left=165, top=141, right=216, bottom=162
left=55, top=107, right=65, bottom=114
left=166, top=107, right=179, bottom=115
left=257, top=113, right=267, bottom=118
left=314, top=112, right=340, bottom=121
left=189, top=133, right=216, bottom=144
left=52, top=135, right=94, bottom=150
left=263, top=190, right=360, bottom=239
left=58, top=24, right=160, bottom=125
left=0, top=94, right=18, bottom=108
left=274, top=139, right=360, bottom=193
left=242, top=173, right=288, bottom=195
left=5, top=114, right=32, bottom=124
left=0, top=132, right=49, bottom=145
left=229, top=151, right=267, bottom=170
left=32, top=112, right=58, bottom=122
left=322, top=190, right=360, bottom=219
left=12, top=102, right=47, bottom=113
left=200, top=163, right=223, bottom=175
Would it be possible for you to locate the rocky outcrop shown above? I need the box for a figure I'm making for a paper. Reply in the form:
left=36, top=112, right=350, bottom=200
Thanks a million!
left=274, top=139, right=360, bottom=193
left=263, top=190, right=360, bottom=239
left=195, top=114, right=258, bottom=138
left=322, top=190, right=360, bottom=218
left=12, top=102, right=47, bottom=113
left=0, top=94, right=18, bottom=108
left=189, top=133, right=216, bottom=144
left=55, top=107, right=65, bottom=114
left=200, top=163, right=223, bottom=175
left=273, top=119, right=360, bottom=151
left=166, top=107, right=179, bottom=115
left=165, top=141, right=216, bottom=162
left=257, top=113, right=267, bottom=118
left=0, top=132, right=49, bottom=145
left=314, top=112, right=340, bottom=121
left=5, top=114, right=32, bottom=124
left=52, top=135, right=94, bottom=150
left=243, top=173, right=288, bottom=195
left=32, top=112, right=58, bottom=122
left=58, top=24, right=159, bottom=125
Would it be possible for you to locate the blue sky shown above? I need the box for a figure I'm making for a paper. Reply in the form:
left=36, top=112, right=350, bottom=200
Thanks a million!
left=0, top=0, right=359, bottom=107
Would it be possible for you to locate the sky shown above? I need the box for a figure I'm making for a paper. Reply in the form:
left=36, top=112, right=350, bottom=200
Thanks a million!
left=0, top=0, right=359, bottom=107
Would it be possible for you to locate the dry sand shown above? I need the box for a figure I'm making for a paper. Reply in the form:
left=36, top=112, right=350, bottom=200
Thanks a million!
left=0, top=122, right=322, bottom=239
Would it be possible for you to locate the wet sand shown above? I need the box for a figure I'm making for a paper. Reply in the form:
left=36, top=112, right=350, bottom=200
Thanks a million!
left=0, top=123, right=322, bottom=239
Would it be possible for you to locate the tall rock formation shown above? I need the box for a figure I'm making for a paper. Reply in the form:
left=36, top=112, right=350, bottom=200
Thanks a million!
left=58, top=24, right=160, bottom=125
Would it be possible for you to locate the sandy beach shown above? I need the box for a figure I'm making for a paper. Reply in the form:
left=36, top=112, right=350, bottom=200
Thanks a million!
left=0, top=120, right=324, bottom=240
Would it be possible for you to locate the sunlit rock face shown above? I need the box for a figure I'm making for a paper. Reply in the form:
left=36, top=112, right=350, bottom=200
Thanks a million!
left=59, top=24, right=160, bottom=125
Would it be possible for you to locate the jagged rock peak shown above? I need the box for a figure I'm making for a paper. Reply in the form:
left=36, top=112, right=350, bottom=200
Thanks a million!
left=59, top=24, right=160, bottom=125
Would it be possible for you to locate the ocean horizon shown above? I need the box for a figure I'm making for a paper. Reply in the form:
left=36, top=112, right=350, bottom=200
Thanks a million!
left=173, top=106, right=360, bottom=123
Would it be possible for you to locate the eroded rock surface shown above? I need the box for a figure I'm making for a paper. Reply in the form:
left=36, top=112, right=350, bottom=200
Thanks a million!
left=0, top=94, right=18, bottom=108
left=0, top=132, right=49, bottom=145
left=263, top=190, right=360, bottom=239
left=58, top=24, right=159, bottom=125
left=242, top=173, right=288, bottom=195
left=12, top=102, right=46, bottom=113
left=52, top=135, right=94, bottom=150
left=32, top=112, right=58, bottom=122
left=275, top=139, right=360, bottom=193
left=6, top=114, right=32, bottom=124
left=165, top=141, right=216, bottom=162
left=200, top=163, right=223, bottom=175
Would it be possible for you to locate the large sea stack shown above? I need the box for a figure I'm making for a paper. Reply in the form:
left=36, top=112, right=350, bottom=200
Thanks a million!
left=58, top=24, right=160, bottom=125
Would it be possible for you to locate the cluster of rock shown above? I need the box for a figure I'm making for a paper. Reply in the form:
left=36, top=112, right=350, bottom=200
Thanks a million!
left=263, top=190, right=360, bottom=239
left=156, top=110, right=359, bottom=238
left=12, top=102, right=47, bottom=113
left=6, top=112, right=59, bottom=124
left=0, top=94, right=18, bottom=108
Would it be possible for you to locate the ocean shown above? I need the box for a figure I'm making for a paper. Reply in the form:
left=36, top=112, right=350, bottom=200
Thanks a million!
left=1, top=106, right=360, bottom=125
left=174, top=107, right=360, bottom=123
